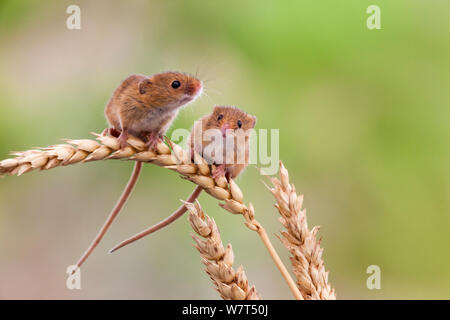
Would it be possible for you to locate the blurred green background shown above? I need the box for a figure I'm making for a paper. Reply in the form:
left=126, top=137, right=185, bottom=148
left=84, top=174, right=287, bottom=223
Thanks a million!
left=0, top=0, right=449, bottom=299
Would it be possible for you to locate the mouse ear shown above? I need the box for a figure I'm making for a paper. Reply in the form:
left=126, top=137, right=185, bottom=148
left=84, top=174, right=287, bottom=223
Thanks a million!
left=249, top=115, right=257, bottom=127
left=138, top=78, right=152, bottom=94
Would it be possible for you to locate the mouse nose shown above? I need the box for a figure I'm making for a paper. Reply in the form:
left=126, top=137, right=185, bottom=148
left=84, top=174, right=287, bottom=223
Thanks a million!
left=194, top=81, right=203, bottom=96
left=186, top=80, right=203, bottom=97
left=221, top=123, right=230, bottom=138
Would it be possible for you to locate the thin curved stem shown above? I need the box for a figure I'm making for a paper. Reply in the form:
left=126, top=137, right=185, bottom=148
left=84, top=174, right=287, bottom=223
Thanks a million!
left=257, top=226, right=304, bottom=300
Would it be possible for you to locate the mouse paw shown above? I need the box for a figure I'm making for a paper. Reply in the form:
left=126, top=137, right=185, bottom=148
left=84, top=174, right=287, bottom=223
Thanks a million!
left=102, top=128, right=121, bottom=137
left=212, top=164, right=227, bottom=180
left=145, top=132, right=163, bottom=151
left=118, top=129, right=129, bottom=149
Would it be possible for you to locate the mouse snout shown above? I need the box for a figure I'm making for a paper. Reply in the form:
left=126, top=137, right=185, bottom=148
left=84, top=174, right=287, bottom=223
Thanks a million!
left=221, top=123, right=230, bottom=138
left=185, top=80, right=203, bottom=97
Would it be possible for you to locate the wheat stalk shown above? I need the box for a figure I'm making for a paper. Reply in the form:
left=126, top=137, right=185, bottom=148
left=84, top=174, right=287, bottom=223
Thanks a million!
left=185, top=200, right=261, bottom=300
left=0, top=132, right=303, bottom=299
left=264, top=161, right=336, bottom=300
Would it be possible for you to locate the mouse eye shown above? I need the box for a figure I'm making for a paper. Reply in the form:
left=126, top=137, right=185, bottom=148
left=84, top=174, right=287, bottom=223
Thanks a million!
left=171, top=80, right=181, bottom=89
left=237, top=120, right=242, bottom=128
left=217, top=114, right=223, bottom=121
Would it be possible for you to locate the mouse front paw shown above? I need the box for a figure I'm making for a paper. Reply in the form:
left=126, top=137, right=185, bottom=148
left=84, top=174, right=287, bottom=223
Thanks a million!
left=212, top=164, right=227, bottom=180
left=102, top=128, right=121, bottom=138
left=118, top=129, right=129, bottom=149
left=145, top=132, right=163, bottom=151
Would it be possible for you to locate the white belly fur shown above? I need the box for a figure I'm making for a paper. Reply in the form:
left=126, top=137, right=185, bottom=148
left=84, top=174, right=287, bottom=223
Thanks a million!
left=128, top=108, right=178, bottom=136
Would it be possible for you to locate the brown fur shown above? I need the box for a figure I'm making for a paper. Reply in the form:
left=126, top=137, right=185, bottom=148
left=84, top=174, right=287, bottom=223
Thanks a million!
left=189, top=106, right=256, bottom=179
left=105, top=72, right=202, bottom=141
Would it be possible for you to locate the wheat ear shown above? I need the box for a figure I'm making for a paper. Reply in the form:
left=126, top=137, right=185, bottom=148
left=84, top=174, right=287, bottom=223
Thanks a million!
left=0, top=132, right=302, bottom=300
left=264, top=161, right=336, bottom=300
left=185, top=200, right=261, bottom=300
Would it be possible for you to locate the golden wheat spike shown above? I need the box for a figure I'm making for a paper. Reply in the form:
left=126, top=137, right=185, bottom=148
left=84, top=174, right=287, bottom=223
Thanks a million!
left=185, top=200, right=261, bottom=300
left=265, top=161, right=336, bottom=300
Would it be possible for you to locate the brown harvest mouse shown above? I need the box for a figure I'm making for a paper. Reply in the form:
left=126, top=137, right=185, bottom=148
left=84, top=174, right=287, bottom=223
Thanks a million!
left=189, top=105, right=257, bottom=179
left=73, top=72, right=202, bottom=271
left=108, top=106, right=256, bottom=253
left=105, top=72, right=203, bottom=149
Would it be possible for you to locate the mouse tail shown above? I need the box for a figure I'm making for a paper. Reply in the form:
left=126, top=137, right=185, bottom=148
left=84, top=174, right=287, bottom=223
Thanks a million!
left=108, top=185, right=204, bottom=254
left=72, top=160, right=143, bottom=272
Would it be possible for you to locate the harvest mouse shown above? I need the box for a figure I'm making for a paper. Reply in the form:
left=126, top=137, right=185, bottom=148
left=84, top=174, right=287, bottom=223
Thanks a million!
left=73, top=72, right=202, bottom=271
left=108, top=106, right=257, bottom=254
left=189, top=105, right=257, bottom=179
left=105, top=72, right=203, bottom=149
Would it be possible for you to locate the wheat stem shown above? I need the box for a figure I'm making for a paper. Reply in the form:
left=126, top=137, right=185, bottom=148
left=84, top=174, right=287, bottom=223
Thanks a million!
left=256, top=225, right=304, bottom=300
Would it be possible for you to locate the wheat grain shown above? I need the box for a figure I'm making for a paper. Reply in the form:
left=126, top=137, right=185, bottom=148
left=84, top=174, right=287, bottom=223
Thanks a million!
left=185, top=200, right=261, bottom=300
left=265, top=161, right=336, bottom=300
left=0, top=132, right=302, bottom=299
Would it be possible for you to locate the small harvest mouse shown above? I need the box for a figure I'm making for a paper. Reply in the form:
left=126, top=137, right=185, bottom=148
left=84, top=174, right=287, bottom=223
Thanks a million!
left=74, top=72, right=202, bottom=270
left=108, top=106, right=256, bottom=253
left=105, top=72, right=203, bottom=149
left=189, top=105, right=257, bottom=179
